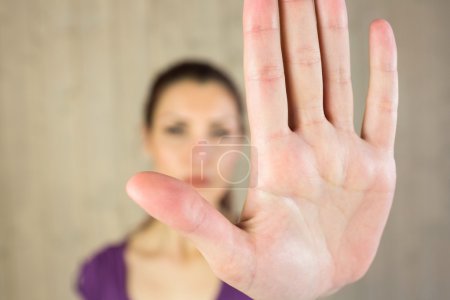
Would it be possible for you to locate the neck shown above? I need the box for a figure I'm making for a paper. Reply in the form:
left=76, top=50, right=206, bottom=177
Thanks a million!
left=137, top=220, right=202, bottom=262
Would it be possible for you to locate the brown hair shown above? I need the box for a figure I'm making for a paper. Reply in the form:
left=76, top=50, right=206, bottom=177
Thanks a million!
left=143, top=60, right=245, bottom=132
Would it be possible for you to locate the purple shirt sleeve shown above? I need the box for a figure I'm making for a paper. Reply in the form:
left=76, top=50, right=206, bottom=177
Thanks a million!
left=75, top=242, right=129, bottom=300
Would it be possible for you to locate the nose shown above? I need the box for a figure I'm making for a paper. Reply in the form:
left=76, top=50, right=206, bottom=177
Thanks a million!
left=191, top=139, right=212, bottom=165
left=183, top=131, right=218, bottom=169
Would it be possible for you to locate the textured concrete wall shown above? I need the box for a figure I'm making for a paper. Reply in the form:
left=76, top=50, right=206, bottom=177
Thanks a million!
left=0, top=0, right=449, bottom=299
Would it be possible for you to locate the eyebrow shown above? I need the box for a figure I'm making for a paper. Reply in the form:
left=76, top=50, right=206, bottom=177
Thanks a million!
left=168, top=121, right=230, bottom=127
left=160, top=112, right=236, bottom=126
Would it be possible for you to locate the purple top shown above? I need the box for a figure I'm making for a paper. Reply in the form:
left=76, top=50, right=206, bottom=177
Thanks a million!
left=76, top=239, right=252, bottom=300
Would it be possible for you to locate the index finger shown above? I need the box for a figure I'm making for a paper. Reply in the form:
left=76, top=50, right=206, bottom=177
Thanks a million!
left=243, top=0, right=289, bottom=144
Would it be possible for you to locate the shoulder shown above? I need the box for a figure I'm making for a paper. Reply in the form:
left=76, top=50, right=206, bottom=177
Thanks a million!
left=76, top=240, right=128, bottom=300
left=82, top=240, right=126, bottom=270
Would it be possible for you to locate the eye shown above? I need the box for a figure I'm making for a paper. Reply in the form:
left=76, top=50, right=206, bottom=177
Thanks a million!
left=165, top=126, right=184, bottom=135
left=211, top=129, right=230, bottom=137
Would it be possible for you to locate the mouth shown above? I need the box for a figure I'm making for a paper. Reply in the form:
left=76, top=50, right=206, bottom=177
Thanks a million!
left=184, top=175, right=211, bottom=187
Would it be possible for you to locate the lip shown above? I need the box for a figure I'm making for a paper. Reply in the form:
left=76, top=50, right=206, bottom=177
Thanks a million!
left=184, top=175, right=211, bottom=187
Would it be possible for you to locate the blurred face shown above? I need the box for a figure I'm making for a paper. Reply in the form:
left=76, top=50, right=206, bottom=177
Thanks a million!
left=143, top=79, right=243, bottom=207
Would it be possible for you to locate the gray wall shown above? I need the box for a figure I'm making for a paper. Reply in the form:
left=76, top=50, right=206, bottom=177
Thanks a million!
left=0, top=0, right=449, bottom=299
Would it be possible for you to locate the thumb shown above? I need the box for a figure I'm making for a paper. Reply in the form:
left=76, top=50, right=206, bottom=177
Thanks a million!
left=125, top=171, right=253, bottom=288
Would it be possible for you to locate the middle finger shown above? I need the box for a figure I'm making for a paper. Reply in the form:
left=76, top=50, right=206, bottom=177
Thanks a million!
left=279, top=0, right=326, bottom=129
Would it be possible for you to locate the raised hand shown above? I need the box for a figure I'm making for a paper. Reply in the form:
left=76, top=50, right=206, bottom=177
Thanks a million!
left=126, top=0, right=398, bottom=299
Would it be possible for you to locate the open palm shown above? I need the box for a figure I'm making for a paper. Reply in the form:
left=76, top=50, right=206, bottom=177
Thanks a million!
left=126, top=0, right=398, bottom=299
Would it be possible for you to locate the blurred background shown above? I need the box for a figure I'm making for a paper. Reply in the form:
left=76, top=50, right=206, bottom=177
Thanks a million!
left=0, top=0, right=449, bottom=299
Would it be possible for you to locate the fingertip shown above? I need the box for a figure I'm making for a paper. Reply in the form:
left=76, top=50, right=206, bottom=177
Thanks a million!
left=125, top=171, right=150, bottom=206
left=126, top=171, right=191, bottom=209
left=369, top=19, right=397, bottom=72
left=370, top=18, right=392, bottom=32
left=370, top=19, right=397, bottom=50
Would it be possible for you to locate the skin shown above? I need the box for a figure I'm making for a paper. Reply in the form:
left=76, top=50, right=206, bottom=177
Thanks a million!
left=142, top=79, right=243, bottom=211
left=126, top=1, right=398, bottom=299
left=125, top=79, right=243, bottom=299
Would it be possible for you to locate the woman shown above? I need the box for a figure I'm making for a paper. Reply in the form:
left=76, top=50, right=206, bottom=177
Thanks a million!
left=81, top=0, right=399, bottom=299
left=76, top=61, right=253, bottom=300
